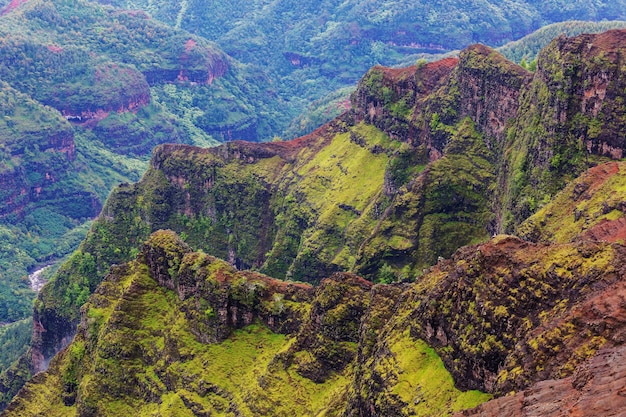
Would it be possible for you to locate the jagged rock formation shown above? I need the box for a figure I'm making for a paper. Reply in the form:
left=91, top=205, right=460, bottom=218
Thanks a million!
left=5, top=228, right=626, bottom=415
left=0, top=231, right=487, bottom=416
left=6, top=29, right=626, bottom=414
left=22, top=29, right=626, bottom=383
left=453, top=345, right=626, bottom=417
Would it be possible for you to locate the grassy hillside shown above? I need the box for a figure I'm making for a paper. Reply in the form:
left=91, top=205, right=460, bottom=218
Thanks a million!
left=3, top=231, right=491, bottom=416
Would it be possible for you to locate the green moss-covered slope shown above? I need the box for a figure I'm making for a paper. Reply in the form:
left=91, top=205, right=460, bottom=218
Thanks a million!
left=4, top=231, right=490, bottom=416
left=7, top=229, right=626, bottom=416
left=518, top=161, right=626, bottom=243
left=24, top=30, right=626, bottom=385
left=8, top=28, right=626, bottom=411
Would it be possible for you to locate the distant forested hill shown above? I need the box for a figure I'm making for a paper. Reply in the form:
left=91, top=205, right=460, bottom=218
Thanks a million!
left=498, top=20, right=626, bottom=63
left=98, top=0, right=626, bottom=138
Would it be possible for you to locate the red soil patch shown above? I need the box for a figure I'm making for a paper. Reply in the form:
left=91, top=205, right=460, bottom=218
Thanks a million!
left=1, top=0, right=27, bottom=15
left=418, top=57, right=459, bottom=89
left=571, top=162, right=621, bottom=202
left=583, top=217, right=626, bottom=243
left=184, top=39, right=197, bottom=53
left=240, top=271, right=313, bottom=300
left=587, top=29, right=626, bottom=54
left=426, top=57, right=459, bottom=71
left=382, top=65, right=417, bottom=79
left=380, top=57, right=458, bottom=84
left=47, top=45, right=64, bottom=53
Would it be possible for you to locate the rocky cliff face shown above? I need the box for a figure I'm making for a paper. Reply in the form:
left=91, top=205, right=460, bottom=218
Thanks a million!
left=501, top=29, right=626, bottom=229
left=454, top=345, right=626, bottom=417
left=0, top=83, right=97, bottom=219
left=5, top=227, right=626, bottom=416
left=8, top=29, right=626, bottom=414
left=23, top=30, right=626, bottom=380
left=1, top=231, right=484, bottom=416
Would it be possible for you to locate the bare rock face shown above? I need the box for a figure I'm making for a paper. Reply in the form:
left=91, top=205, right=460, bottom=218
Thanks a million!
left=142, top=230, right=192, bottom=291
left=454, top=345, right=626, bottom=417
left=543, top=30, right=626, bottom=159
left=351, top=58, right=458, bottom=144
left=452, top=44, right=531, bottom=148
left=283, top=272, right=373, bottom=383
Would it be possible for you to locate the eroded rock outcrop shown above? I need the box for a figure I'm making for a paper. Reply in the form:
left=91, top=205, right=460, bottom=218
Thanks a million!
left=454, top=345, right=626, bottom=417
left=13, top=29, right=626, bottom=415
left=7, top=229, right=626, bottom=416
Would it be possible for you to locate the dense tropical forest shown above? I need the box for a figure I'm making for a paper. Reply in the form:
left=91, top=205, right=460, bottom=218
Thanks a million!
left=2, top=0, right=626, bottom=410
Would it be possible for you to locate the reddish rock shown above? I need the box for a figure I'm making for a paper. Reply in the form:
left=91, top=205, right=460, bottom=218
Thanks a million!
left=0, top=0, right=27, bottom=15
left=454, top=345, right=626, bottom=417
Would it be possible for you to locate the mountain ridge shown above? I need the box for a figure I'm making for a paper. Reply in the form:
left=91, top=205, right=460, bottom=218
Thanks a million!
left=23, top=31, right=626, bottom=376
left=5, top=27, right=626, bottom=415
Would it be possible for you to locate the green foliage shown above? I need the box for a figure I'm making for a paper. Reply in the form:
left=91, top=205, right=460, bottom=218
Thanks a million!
left=4, top=243, right=494, bottom=416
left=38, top=250, right=97, bottom=319
left=518, top=161, right=626, bottom=243
left=0, top=320, right=32, bottom=372
left=0, top=351, right=32, bottom=411
left=84, top=0, right=626, bottom=143
left=358, top=118, right=494, bottom=278
left=498, top=20, right=626, bottom=64
left=388, top=331, right=492, bottom=415
left=283, top=87, right=353, bottom=139
left=376, top=263, right=396, bottom=284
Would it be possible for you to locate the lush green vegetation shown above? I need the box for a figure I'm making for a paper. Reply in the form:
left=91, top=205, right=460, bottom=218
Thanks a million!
left=498, top=20, right=626, bottom=64
left=3, top=0, right=626, bottom=409
left=94, top=0, right=626, bottom=141
left=2, top=2, right=625, bottom=333
left=4, top=235, right=491, bottom=416
left=0, top=320, right=32, bottom=372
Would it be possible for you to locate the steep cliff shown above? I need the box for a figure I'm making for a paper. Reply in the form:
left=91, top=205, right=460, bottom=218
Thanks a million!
left=501, top=29, right=626, bottom=229
left=24, top=30, right=626, bottom=380
left=3, top=231, right=491, bottom=416
left=7, top=29, right=626, bottom=413
left=5, top=227, right=626, bottom=415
